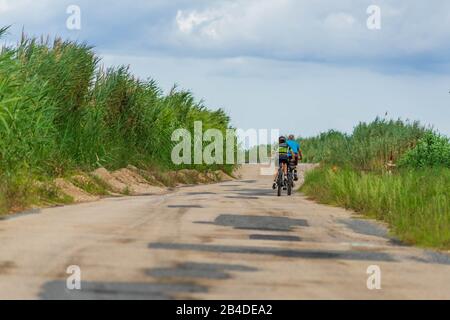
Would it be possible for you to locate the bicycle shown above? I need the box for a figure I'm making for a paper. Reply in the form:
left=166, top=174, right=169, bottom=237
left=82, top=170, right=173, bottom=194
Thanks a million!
left=276, top=162, right=294, bottom=197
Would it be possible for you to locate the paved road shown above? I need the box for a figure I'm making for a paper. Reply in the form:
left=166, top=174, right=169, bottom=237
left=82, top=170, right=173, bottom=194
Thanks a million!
left=0, top=165, right=449, bottom=300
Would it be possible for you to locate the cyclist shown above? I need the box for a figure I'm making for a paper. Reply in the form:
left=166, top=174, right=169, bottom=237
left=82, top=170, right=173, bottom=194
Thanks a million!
left=287, top=135, right=302, bottom=181
left=273, top=136, right=292, bottom=190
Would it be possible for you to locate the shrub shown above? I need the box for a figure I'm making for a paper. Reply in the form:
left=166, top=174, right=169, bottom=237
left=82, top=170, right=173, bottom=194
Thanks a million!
left=398, top=131, right=450, bottom=168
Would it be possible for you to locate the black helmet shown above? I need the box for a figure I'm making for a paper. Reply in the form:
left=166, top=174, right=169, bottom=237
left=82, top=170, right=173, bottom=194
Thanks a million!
left=279, top=136, right=286, bottom=143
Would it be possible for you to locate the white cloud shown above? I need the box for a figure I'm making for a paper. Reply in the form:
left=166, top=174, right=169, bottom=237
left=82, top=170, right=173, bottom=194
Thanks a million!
left=167, top=0, right=450, bottom=66
left=176, top=10, right=217, bottom=34
left=174, top=0, right=294, bottom=45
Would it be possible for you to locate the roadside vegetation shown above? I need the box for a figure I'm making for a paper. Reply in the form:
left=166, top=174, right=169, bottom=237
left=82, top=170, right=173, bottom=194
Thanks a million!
left=301, top=118, right=450, bottom=248
left=0, top=28, right=236, bottom=214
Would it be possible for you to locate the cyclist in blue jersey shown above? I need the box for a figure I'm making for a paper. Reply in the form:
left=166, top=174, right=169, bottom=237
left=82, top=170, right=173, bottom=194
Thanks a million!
left=287, top=135, right=303, bottom=181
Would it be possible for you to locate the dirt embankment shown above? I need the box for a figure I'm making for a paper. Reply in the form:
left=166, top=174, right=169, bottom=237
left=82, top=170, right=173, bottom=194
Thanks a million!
left=55, top=166, right=235, bottom=203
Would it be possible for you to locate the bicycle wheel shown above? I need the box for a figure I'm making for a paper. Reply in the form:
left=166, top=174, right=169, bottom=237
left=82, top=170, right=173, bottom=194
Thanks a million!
left=290, top=170, right=295, bottom=188
left=277, top=170, right=283, bottom=197
left=287, top=173, right=293, bottom=196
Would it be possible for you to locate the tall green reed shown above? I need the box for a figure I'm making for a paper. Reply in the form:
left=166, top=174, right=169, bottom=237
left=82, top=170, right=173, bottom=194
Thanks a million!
left=0, top=29, right=236, bottom=212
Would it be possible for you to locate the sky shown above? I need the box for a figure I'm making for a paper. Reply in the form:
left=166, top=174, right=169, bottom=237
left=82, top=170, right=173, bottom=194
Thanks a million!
left=1, top=0, right=449, bottom=142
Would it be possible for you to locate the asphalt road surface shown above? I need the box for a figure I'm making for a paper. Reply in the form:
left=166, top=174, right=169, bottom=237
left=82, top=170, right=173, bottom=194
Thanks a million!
left=1, top=165, right=449, bottom=300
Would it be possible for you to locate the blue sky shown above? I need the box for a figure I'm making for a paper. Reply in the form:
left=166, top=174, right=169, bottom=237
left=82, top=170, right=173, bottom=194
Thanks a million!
left=1, top=0, right=449, bottom=139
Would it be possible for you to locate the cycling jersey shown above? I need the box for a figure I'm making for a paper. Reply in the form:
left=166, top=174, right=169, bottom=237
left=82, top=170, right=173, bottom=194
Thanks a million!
left=278, top=142, right=291, bottom=157
left=278, top=143, right=292, bottom=167
left=287, top=140, right=301, bottom=157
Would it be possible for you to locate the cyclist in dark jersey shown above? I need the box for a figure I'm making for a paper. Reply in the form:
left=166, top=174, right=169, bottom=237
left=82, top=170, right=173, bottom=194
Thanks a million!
left=273, top=136, right=292, bottom=190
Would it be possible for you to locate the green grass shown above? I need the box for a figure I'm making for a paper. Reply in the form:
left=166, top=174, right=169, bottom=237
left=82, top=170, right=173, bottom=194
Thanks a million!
left=302, top=167, right=450, bottom=248
left=0, top=28, right=237, bottom=214
left=0, top=173, right=73, bottom=215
